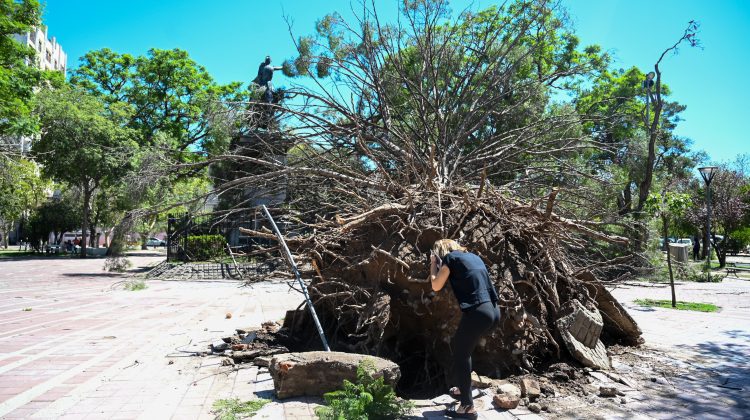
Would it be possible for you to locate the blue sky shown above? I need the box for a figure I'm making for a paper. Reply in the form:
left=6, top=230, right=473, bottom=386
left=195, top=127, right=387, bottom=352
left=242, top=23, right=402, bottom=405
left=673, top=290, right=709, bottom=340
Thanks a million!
left=41, top=0, right=749, bottom=164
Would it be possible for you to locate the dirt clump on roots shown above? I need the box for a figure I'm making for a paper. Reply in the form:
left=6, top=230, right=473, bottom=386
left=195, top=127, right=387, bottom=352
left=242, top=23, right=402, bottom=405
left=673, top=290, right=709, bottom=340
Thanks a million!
left=245, top=187, right=642, bottom=394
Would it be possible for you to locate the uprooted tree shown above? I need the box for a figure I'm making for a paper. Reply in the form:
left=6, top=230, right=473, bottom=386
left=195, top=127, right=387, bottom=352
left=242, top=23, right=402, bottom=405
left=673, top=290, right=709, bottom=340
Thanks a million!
left=206, top=0, right=646, bottom=391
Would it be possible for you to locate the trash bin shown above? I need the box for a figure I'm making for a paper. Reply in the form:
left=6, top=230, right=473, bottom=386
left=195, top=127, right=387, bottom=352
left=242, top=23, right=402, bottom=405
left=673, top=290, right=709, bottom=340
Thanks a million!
left=668, top=243, right=690, bottom=263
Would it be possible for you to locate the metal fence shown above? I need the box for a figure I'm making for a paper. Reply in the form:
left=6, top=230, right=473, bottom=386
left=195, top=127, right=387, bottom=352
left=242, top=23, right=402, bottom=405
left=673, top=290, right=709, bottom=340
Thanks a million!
left=165, top=211, right=292, bottom=262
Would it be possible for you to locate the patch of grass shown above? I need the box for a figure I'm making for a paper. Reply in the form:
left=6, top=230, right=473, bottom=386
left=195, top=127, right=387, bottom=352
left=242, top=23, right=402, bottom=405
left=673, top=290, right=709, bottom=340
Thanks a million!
left=0, top=249, right=76, bottom=259
left=124, top=280, right=147, bottom=291
left=634, top=298, right=719, bottom=312
left=211, top=398, right=270, bottom=419
left=0, top=249, right=35, bottom=258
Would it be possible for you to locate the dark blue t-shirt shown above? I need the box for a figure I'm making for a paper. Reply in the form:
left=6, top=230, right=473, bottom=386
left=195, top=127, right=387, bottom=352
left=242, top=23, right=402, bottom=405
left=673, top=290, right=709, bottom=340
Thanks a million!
left=443, top=251, right=498, bottom=311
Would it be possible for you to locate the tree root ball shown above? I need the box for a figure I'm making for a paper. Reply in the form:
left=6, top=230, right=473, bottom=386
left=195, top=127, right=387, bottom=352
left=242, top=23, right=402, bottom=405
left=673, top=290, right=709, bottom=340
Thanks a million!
left=271, top=188, right=641, bottom=393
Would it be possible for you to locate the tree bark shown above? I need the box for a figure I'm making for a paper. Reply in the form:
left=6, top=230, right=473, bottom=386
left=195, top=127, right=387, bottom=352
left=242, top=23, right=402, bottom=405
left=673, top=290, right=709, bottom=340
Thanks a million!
left=81, top=186, right=91, bottom=258
left=663, top=216, right=676, bottom=308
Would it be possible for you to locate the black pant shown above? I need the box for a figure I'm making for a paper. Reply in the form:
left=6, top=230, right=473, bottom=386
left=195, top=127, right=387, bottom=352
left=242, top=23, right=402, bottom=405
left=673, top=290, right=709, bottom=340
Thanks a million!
left=452, top=301, right=500, bottom=406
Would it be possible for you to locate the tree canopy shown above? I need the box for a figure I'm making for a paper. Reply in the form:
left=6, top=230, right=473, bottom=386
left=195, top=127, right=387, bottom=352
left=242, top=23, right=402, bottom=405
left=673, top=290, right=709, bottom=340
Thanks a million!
left=70, top=47, right=244, bottom=156
left=33, top=86, right=138, bottom=255
left=0, top=0, right=41, bottom=139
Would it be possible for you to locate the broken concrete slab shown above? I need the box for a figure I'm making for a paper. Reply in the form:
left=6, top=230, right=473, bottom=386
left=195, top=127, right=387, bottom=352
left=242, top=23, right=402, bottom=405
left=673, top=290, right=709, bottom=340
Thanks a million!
left=268, top=351, right=400, bottom=399
left=556, top=299, right=611, bottom=370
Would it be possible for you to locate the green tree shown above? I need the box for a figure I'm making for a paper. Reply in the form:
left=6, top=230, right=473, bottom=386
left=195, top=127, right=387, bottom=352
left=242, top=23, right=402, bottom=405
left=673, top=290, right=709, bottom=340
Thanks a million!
left=0, top=157, right=49, bottom=247
left=575, top=22, right=699, bottom=249
left=645, top=191, right=691, bottom=307
left=70, top=47, right=243, bottom=156
left=0, top=0, right=41, bottom=140
left=269, top=0, right=610, bottom=205
left=33, top=86, right=138, bottom=257
left=26, top=198, right=79, bottom=249
left=71, top=48, right=241, bottom=255
left=700, top=166, right=748, bottom=267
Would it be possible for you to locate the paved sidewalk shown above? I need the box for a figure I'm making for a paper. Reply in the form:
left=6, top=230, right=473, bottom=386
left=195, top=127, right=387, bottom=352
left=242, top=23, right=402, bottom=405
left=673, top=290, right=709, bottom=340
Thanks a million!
left=0, top=254, right=310, bottom=419
left=604, top=276, right=750, bottom=419
left=1, top=254, right=748, bottom=419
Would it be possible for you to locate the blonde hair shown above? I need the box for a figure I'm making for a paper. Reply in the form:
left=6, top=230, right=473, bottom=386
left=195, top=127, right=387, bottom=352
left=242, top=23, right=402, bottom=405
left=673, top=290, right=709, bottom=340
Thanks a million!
left=432, top=239, right=466, bottom=259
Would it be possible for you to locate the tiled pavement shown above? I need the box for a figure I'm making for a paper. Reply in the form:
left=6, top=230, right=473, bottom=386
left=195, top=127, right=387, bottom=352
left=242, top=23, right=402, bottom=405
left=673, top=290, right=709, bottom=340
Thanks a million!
left=1, top=253, right=749, bottom=419
left=0, top=253, right=315, bottom=419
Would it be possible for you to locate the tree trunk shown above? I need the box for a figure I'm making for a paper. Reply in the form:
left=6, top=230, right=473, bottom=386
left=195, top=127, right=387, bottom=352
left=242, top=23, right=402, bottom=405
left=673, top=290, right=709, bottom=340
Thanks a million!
left=140, top=232, right=149, bottom=250
left=617, top=183, right=632, bottom=215
left=716, top=235, right=727, bottom=268
left=663, top=216, right=676, bottom=308
left=81, top=187, right=91, bottom=258
left=89, top=226, right=97, bottom=248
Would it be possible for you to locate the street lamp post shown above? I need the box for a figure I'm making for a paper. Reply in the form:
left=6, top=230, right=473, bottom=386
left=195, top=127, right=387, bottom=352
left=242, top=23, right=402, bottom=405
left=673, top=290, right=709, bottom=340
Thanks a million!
left=698, top=166, right=718, bottom=281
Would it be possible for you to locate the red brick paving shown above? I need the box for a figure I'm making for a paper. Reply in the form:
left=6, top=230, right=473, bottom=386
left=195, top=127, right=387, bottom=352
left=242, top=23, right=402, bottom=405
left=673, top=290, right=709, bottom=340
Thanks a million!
left=0, top=253, right=305, bottom=419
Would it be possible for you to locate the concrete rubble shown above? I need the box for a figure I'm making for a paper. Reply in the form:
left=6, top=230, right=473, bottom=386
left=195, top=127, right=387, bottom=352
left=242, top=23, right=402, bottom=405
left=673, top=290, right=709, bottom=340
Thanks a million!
left=555, top=299, right=612, bottom=370
left=268, top=351, right=401, bottom=399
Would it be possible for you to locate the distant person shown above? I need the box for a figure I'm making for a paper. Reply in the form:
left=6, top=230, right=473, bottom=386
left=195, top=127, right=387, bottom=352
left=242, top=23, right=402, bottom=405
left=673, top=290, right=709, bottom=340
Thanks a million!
left=692, top=236, right=700, bottom=261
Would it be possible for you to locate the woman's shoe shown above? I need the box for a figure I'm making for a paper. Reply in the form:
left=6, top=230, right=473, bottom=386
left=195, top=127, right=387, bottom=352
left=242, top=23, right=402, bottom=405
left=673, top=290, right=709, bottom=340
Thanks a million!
left=445, top=404, right=478, bottom=419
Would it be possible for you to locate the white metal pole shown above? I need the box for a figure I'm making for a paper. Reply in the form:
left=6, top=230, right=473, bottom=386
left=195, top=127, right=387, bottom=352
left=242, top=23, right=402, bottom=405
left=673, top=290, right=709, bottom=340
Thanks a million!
left=261, top=205, right=330, bottom=351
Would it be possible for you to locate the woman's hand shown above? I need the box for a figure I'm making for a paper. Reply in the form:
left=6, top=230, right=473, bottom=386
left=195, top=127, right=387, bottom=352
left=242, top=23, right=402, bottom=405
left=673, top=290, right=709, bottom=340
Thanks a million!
left=432, top=253, right=443, bottom=267
left=428, top=254, right=449, bottom=292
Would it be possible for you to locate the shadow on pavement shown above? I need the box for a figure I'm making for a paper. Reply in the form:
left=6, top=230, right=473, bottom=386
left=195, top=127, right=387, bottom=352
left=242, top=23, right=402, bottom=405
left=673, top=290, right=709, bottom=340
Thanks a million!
left=650, top=331, right=750, bottom=417
left=629, top=306, right=656, bottom=312
left=0, top=254, right=94, bottom=261
left=124, top=250, right=166, bottom=257
left=694, top=332, right=750, bottom=389
left=62, top=272, right=123, bottom=278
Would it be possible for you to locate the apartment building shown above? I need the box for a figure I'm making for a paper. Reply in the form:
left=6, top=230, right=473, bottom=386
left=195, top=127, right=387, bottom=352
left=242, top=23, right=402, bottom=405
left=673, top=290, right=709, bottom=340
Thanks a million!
left=3, top=26, right=66, bottom=155
left=13, top=25, right=67, bottom=75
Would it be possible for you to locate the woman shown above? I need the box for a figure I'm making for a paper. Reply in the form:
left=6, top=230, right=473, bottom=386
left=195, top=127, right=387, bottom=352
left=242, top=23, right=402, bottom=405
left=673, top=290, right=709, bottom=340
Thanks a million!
left=429, top=239, right=500, bottom=419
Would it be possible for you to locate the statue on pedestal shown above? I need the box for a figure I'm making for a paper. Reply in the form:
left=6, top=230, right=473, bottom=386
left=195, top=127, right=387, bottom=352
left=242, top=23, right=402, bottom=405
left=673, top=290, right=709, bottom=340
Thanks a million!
left=252, top=55, right=283, bottom=104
